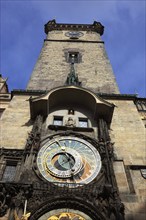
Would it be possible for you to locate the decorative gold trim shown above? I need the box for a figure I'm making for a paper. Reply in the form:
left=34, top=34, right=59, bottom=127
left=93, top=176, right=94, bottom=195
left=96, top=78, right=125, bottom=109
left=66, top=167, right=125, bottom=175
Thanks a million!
left=47, top=212, right=85, bottom=220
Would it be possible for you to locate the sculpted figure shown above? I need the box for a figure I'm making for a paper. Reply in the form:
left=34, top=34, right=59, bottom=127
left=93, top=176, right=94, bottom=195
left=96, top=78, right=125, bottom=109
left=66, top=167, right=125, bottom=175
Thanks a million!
left=65, top=117, right=76, bottom=127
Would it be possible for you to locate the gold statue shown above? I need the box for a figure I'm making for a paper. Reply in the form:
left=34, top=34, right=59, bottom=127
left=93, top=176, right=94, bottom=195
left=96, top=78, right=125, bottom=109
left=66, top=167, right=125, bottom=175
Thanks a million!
left=58, top=213, right=71, bottom=219
left=47, top=212, right=85, bottom=220
left=47, top=216, right=59, bottom=220
left=14, top=210, right=31, bottom=220
left=21, top=213, right=31, bottom=220
left=14, top=210, right=19, bottom=220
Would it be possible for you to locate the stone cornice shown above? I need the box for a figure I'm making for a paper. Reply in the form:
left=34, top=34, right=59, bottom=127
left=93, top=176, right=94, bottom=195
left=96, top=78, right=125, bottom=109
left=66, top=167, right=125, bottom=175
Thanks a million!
left=98, top=93, right=138, bottom=100
left=11, top=89, right=47, bottom=97
left=11, top=89, right=146, bottom=102
left=44, top=19, right=104, bottom=35
left=44, top=39, right=104, bottom=43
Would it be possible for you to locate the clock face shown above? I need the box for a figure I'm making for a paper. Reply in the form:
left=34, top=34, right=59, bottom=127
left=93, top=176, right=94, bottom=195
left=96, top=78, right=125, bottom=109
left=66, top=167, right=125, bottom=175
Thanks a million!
left=65, top=31, right=84, bottom=38
left=37, top=136, right=101, bottom=187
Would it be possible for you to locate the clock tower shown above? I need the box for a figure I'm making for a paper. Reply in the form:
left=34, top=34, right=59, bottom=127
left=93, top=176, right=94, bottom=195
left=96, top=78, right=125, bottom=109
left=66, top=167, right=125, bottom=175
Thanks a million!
left=26, top=20, right=123, bottom=220
left=27, top=19, right=119, bottom=94
left=0, top=20, right=145, bottom=220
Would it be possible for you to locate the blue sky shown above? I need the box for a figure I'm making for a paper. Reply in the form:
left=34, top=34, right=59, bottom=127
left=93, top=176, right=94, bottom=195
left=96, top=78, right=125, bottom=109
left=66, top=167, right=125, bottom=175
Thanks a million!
left=1, top=0, right=145, bottom=97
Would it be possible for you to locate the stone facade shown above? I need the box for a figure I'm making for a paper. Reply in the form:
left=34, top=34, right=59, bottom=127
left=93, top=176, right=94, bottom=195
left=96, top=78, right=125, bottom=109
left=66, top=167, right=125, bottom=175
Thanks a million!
left=0, top=95, right=33, bottom=149
left=110, top=99, right=145, bottom=165
left=0, top=20, right=145, bottom=220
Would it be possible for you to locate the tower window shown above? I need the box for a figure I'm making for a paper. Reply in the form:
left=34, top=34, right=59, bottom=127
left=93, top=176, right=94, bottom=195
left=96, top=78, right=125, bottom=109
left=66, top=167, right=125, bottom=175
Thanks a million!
left=2, top=161, right=17, bottom=182
left=53, top=116, right=63, bottom=126
left=79, top=118, right=88, bottom=127
left=135, top=100, right=146, bottom=111
left=141, top=169, right=146, bottom=179
left=68, top=52, right=80, bottom=63
left=0, top=108, right=5, bottom=118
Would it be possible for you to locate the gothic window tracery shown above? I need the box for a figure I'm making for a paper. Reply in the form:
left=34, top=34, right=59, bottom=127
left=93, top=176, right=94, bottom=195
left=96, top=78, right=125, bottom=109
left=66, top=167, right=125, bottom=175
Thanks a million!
left=2, top=161, right=17, bottom=182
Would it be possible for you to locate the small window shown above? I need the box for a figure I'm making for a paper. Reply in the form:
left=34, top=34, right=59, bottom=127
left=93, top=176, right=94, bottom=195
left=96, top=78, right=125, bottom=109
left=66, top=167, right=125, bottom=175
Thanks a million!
left=136, top=102, right=143, bottom=111
left=2, top=162, right=17, bottom=182
left=141, top=169, right=146, bottom=179
left=0, top=108, right=5, bottom=118
left=135, top=100, right=146, bottom=111
left=68, top=52, right=79, bottom=63
left=53, top=116, right=63, bottom=126
left=141, top=101, right=146, bottom=111
left=79, top=118, right=88, bottom=128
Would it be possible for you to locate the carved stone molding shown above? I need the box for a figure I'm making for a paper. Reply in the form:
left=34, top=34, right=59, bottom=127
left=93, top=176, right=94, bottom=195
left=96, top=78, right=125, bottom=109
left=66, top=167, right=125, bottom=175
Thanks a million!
left=29, top=196, right=106, bottom=220
left=0, top=148, right=24, bottom=157
left=24, top=115, right=43, bottom=155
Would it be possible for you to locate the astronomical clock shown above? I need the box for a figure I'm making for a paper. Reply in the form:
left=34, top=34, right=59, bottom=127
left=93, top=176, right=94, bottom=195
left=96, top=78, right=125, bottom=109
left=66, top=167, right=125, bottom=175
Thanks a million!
left=28, top=89, right=124, bottom=220
left=37, top=136, right=101, bottom=186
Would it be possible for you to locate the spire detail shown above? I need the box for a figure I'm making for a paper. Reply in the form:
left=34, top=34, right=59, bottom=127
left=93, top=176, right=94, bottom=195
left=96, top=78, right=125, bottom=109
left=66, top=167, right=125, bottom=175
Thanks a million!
left=65, top=59, right=81, bottom=86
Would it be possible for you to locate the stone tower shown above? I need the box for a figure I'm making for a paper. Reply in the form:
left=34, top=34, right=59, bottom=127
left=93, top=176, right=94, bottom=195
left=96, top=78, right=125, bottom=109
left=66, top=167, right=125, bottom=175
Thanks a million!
left=0, top=20, right=145, bottom=220
left=27, top=19, right=119, bottom=94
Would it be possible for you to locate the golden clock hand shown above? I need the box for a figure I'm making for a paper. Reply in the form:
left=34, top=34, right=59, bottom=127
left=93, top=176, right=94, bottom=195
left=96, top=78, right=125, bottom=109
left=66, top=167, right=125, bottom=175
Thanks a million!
left=56, top=141, right=66, bottom=151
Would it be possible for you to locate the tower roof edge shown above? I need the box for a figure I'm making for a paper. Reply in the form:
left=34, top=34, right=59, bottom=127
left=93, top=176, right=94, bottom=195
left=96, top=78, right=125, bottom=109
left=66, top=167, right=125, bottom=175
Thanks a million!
left=44, top=19, right=104, bottom=35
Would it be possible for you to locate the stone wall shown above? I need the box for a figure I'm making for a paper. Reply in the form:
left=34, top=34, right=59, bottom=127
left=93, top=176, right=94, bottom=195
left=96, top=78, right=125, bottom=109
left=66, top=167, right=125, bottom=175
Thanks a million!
left=1, top=96, right=145, bottom=162
left=110, top=99, right=146, bottom=220
left=110, top=99, right=145, bottom=165
left=0, top=95, right=32, bottom=149
left=1, top=94, right=145, bottom=219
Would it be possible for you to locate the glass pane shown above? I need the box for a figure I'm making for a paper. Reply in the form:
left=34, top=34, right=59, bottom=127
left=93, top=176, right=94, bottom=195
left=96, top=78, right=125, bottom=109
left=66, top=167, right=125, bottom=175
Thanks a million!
left=2, top=165, right=16, bottom=181
left=137, top=102, right=143, bottom=110
left=141, top=169, right=146, bottom=179
left=79, top=118, right=88, bottom=127
left=53, top=117, right=63, bottom=126
left=0, top=109, right=5, bottom=118
left=142, top=102, right=146, bottom=111
left=69, top=53, right=79, bottom=63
